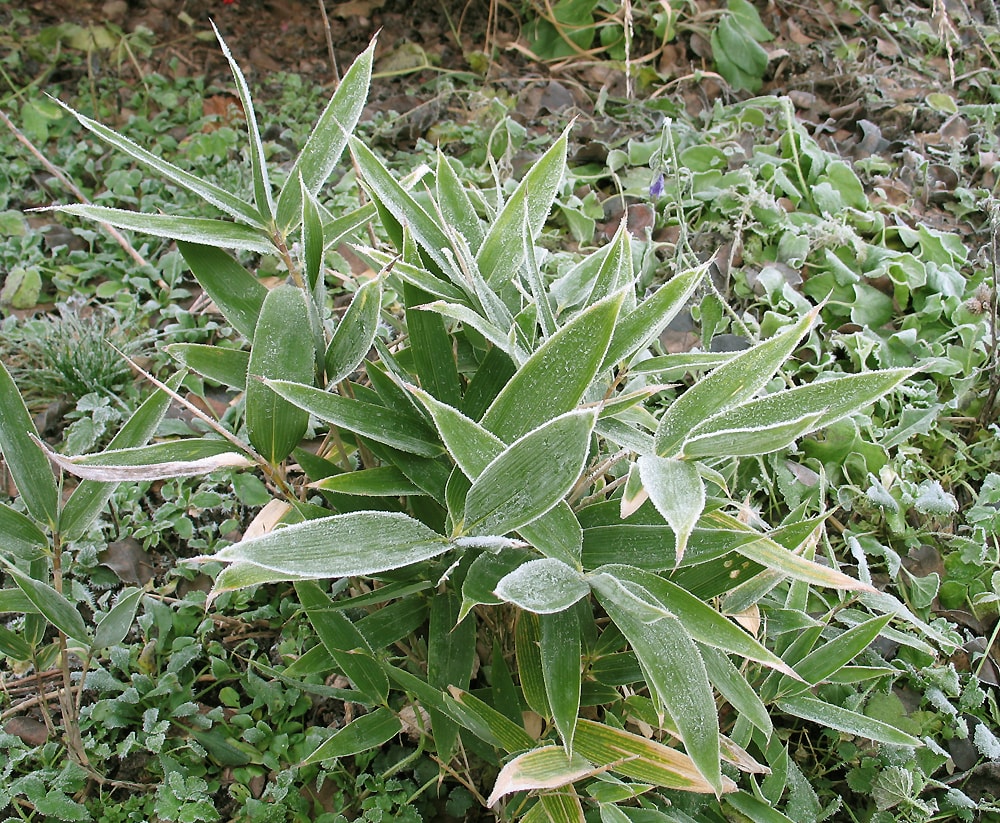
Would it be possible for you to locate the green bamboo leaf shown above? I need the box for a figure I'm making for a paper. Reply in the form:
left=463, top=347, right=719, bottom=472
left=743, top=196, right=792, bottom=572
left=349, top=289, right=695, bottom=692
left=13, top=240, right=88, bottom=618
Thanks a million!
left=297, top=581, right=390, bottom=704
left=477, top=128, right=568, bottom=286
left=781, top=615, right=892, bottom=696
left=516, top=611, right=551, bottom=717
left=523, top=210, right=558, bottom=339
left=311, top=466, right=423, bottom=496
left=364, top=442, right=449, bottom=504
left=0, top=624, right=33, bottom=660
left=322, top=202, right=377, bottom=251
left=301, top=180, right=325, bottom=292
left=436, top=152, right=485, bottom=252
left=632, top=351, right=733, bottom=378
left=53, top=97, right=265, bottom=227
left=682, top=411, right=826, bottom=459
left=212, top=21, right=274, bottom=223
left=619, top=463, right=646, bottom=518
left=637, top=456, right=704, bottom=566
left=176, top=242, right=268, bottom=340
left=0, top=502, right=48, bottom=561
left=550, top=229, right=631, bottom=312
left=448, top=687, right=536, bottom=752
left=725, top=791, right=797, bottom=823
left=409, top=385, right=583, bottom=565
left=540, top=789, right=587, bottom=823
left=246, top=284, right=318, bottom=464
left=529, top=792, right=586, bottom=823
left=459, top=548, right=535, bottom=621
left=708, top=510, right=872, bottom=592
left=212, top=511, right=447, bottom=586
left=589, top=219, right=633, bottom=304
left=408, top=384, right=504, bottom=477
left=212, top=561, right=316, bottom=595
left=688, top=369, right=915, bottom=442
left=495, top=558, right=590, bottom=614
left=350, top=137, right=458, bottom=281
left=404, top=282, right=463, bottom=406
left=165, top=344, right=250, bottom=390
left=519, top=502, right=582, bottom=569
left=603, top=262, right=707, bottom=369
left=776, top=695, right=922, bottom=746
left=482, top=290, right=624, bottom=443
left=92, top=587, right=144, bottom=649
left=540, top=608, right=582, bottom=753
left=464, top=409, right=597, bottom=536
left=413, top=299, right=520, bottom=359
left=654, top=306, right=819, bottom=458
left=38, top=437, right=253, bottom=482
left=590, top=573, right=722, bottom=794
left=44, top=205, right=275, bottom=253
left=276, top=39, right=375, bottom=230
left=0, top=359, right=58, bottom=527
left=596, top=803, right=633, bottom=823
left=357, top=247, right=467, bottom=301
left=302, top=707, right=401, bottom=763
left=486, top=747, right=596, bottom=807
left=326, top=277, right=383, bottom=386
left=573, top=719, right=735, bottom=794
left=428, top=590, right=476, bottom=760
left=266, top=379, right=442, bottom=457
left=1, top=559, right=90, bottom=643
left=0, top=587, right=38, bottom=614
left=700, top=645, right=772, bottom=735
left=593, top=564, right=799, bottom=678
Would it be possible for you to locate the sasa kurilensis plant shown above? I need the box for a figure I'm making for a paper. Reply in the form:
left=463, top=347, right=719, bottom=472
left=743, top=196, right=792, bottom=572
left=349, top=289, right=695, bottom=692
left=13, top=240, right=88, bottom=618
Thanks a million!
left=0, top=24, right=944, bottom=821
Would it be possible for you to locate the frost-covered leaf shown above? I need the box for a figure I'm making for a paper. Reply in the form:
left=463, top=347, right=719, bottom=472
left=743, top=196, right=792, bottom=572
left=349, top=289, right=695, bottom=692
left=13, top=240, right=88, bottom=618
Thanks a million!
left=590, top=572, right=722, bottom=793
left=464, top=409, right=596, bottom=537
left=477, top=128, right=568, bottom=286
left=637, top=456, right=704, bottom=566
left=53, top=98, right=264, bottom=227
left=212, top=511, right=447, bottom=587
left=494, top=558, right=590, bottom=613
left=654, top=307, right=818, bottom=458
left=42, top=205, right=275, bottom=253
left=276, top=39, right=375, bottom=230
left=36, top=436, right=253, bottom=481
left=326, top=276, right=383, bottom=386
left=1, top=559, right=90, bottom=643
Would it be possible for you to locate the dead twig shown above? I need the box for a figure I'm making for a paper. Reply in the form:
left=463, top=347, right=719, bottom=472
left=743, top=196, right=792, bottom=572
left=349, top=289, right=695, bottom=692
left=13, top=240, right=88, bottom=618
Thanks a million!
left=317, top=0, right=341, bottom=85
left=0, top=107, right=153, bottom=276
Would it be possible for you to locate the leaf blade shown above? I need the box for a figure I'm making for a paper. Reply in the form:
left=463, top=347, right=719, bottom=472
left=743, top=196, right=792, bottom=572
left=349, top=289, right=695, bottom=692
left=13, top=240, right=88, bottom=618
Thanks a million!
left=0, top=359, right=58, bottom=527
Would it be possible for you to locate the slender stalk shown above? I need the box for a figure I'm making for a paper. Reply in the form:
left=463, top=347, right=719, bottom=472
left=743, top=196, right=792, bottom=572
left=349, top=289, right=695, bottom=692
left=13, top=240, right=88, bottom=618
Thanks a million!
left=317, top=0, right=341, bottom=85
left=0, top=108, right=152, bottom=275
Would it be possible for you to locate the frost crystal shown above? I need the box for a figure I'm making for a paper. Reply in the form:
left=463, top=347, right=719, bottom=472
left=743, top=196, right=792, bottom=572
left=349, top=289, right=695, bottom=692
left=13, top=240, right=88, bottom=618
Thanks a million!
left=973, top=722, right=1000, bottom=761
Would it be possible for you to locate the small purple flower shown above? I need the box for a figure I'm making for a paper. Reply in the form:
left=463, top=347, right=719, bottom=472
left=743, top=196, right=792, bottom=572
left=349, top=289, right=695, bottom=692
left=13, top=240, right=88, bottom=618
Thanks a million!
left=649, top=172, right=665, bottom=200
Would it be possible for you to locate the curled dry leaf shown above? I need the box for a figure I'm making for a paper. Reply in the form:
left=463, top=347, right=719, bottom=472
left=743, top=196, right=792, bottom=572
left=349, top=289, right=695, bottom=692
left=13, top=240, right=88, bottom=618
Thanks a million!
left=32, top=435, right=254, bottom=481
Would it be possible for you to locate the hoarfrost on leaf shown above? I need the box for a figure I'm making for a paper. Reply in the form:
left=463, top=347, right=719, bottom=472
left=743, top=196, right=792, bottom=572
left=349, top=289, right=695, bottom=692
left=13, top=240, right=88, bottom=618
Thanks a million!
left=494, top=557, right=590, bottom=613
left=973, top=722, right=1000, bottom=761
left=913, top=480, right=958, bottom=516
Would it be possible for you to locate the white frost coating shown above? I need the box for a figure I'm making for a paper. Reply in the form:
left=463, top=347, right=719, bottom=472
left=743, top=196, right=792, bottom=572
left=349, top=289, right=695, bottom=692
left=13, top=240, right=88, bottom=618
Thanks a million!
left=974, top=723, right=1000, bottom=761
left=34, top=436, right=253, bottom=481
left=215, top=510, right=449, bottom=578
left=493, top=558, right=589, bottom=613
left=452, top=536, right=529, bottom=551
